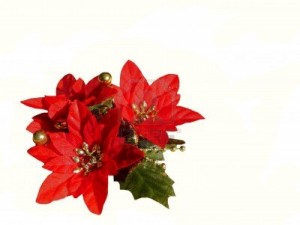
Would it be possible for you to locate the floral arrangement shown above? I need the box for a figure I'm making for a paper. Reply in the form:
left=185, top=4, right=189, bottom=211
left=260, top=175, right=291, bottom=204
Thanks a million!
left=21, top=60, right=204, bottom=215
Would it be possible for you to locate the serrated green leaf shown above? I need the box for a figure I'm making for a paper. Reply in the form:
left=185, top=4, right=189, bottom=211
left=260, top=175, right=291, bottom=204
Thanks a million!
left=118, top=160, right=175, bottom=208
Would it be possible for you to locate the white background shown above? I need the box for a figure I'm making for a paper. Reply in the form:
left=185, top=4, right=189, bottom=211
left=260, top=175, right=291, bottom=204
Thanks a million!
left=1, top=0, right=300, bottom=224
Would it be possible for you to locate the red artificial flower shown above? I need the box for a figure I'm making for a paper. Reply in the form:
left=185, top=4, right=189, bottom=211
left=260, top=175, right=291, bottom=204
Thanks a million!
left=28, top=101, right=144, bottom=214
left=115, top=60, right=204, bottom=148
left=21, top=74, right=117, bottom=133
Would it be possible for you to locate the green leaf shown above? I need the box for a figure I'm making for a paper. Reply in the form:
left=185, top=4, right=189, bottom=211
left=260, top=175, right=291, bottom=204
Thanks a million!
left=118, top=160, right=175, bottom=208
left=89, top=98, right=114, bottom=116
left=167, top=138, right=185, bottom=145
left=138, top=138, right=164, bottom=161
left=145, top=150, right=164, bottom=161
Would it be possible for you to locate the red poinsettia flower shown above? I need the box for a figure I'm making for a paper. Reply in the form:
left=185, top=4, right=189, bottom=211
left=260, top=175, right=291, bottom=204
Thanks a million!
left=28, top=101, right=144, bottom=214
left=115, top=60, right=204, bottom=148
left=21, top=74, right=117, bottom=133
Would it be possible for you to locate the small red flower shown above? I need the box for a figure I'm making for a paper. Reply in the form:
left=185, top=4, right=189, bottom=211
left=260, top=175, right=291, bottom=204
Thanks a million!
left=21, top=74, right=117, bottom=133
left=29, top=101, right=144, bottom=214
left=115, top=60, right=204, bottom=148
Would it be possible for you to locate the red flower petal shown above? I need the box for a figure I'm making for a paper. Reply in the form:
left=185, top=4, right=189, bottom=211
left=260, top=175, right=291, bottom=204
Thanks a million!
left=120, top=60, right=149, bottom=104
left=26, top=113, right=55, bottom=133
left=27, top=145, right=59, bottom=163
left=43, top=156, right=77, bottom=173
left=36, top=173, right=74, bottom=204
left=155, top=92, right=180, bottom=111
left=85, top=76, right=118, bottom=104
left=56, top=74, right=76, bottom=97
left=174, top=106, right=205, bottom=125
left=26, top=120, right=41, bottom=133
left=71, top=78, right=85, bottom=100
left=82, top=171, right=108, bottom=215
left=93, top=83, right=118, bottom=105
left=43, top=95, right=67, bottom=108
left=21, top=97, right=45, bottom=109
left=67, top=174, right=83, bottom=198
left=100, top=108, right=123, bottom=153
left=67, top=101, right=90, bottom=143
left=83, top=115, right=104, bottom=146
left=146, top=74, right=179, bottom=103
left=122, top=106, right=135, bottom=122
left=101, top=160, right=118, bottom=175
left=50, top=133, right=76, bottom=157
left=85, top=76, right=99, bottom=97
left=48, top=99, right=69, bottom=120
left=100, top=108, right=121, bottom=135
left=135, top=125, right=169, bottom=148
left=113, top=144, right=144, bottom=169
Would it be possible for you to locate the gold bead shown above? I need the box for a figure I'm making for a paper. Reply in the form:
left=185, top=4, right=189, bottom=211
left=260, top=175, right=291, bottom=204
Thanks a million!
left=98, top=72, right=112, bottom=84
left=33, top=130, right=48, bottom=145
left=170, top=146, right=176, bottom=152
left=179, top=146, right=186, bottom=152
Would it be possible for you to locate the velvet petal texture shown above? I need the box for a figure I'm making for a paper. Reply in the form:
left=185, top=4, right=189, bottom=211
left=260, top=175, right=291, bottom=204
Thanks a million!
left=34, top=101, right=144, bottom=214
left=21, top=74, right=118, bottom=134
left=115, top=60, right=204, bottom=148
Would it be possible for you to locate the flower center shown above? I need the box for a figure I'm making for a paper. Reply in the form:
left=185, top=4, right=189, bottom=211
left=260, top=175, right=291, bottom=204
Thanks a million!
left=54, top=120, right=68, bottom=131
left=132, top=100, right=157, bottom=124
left=72, top=142, right=103, bottom=175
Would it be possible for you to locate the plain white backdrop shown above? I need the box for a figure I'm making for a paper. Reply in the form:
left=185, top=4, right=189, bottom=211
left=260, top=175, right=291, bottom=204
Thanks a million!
left=1, top=0, right=300, bottom=224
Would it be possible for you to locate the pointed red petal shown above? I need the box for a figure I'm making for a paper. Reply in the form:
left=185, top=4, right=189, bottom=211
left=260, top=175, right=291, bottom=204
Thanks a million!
left=114, top=87, right=136, bottom=122
left=67, top=101, right=90, bottom=142
left=100, top=108, right=123, bottom=153
left=36, top=173, right=74, bottom=204
left=26, top=120, right=41, bottom=133
left=82, top=171, right=108, bottom=215
left=155, top=92, right=180, bottom=111
left=56, top=74, right=76, bottom=97
left=85, top=76, right=118, bottom=104
left=100, top=108, right=121, bottom=138
left=120, top=60, right=149, bottom=103
left=85, top=76, right=99, bottom=97
left=43, top=95, right=66, bottom=108
left=50, top=133, right=76, bottom=156
left=135, top=125, right=169, bottom=148
left=48, top=100, right=69, bottom=120
left=68, top=174, right=83, bottom=198
left=148, top=74, right=179, bottom=99
left=28, top=145, right=59, bottom=163
left=21, top=97, right=45, bottom=109
left=43, top=156, right=76, bottom=173
left=83, top=115, right=104, bottom=146
left=101, top=160, right=118, bottom=175
left=174, top=106, right=204, bottom=125
left=71, top=78, right=85, bottom=99
left=93, top=83, right=118, bottom=104
left=26, top=113, right=55, bottom=133
left=113, top=144, right=144, bottom=169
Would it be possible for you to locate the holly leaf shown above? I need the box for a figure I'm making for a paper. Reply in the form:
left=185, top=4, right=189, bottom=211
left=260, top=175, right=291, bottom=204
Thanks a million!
left=118, top=160, right=175, bottom=208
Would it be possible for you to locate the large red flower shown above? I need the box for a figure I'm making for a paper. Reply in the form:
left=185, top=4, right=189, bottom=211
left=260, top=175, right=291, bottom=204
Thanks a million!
left=28, top=101, right=144, bottom=214
left=115, top=60, right=204, bottom=148
left=21, top=74, right=117, bottom=133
